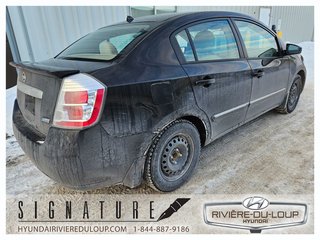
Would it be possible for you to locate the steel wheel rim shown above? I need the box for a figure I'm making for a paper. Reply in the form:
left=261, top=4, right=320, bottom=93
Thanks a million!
left=160, top=134, right=194, bottom=181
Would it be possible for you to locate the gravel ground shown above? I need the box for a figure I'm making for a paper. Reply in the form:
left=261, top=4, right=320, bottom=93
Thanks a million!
left=6, top=42, right=314, bottom=197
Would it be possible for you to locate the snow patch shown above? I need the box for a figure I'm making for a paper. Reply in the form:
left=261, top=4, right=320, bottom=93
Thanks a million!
left=6, top=137, right=24, bottom=163
left=6, top=86, right=16, bottom=136
left=6, top=86, right=24, bottom=161
left=299, top=41, right=314, bottom=83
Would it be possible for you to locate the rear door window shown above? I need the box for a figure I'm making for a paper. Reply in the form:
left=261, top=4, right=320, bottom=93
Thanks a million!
left=176, top=20, right=240, bottom=62
left=175, top=30, right=195, bottom=61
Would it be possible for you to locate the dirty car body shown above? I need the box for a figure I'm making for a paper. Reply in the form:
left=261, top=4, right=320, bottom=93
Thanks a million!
left=12, top=12, right=306, bottom=192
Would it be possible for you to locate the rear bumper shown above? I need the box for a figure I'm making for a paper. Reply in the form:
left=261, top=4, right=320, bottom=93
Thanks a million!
left=13, top=100, right=148, bottom=190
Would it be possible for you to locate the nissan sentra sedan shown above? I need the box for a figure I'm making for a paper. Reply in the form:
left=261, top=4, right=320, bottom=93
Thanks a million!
left=11, top=11, right=306, bottom=192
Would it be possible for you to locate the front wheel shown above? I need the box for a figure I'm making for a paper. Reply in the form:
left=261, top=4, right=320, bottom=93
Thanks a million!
left=144, top=120, right=201, bottom=192
left=276, top=75, right=302, bottom=114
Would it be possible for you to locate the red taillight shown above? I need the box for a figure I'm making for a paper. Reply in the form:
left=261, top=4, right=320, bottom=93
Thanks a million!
left=85, top=89, right=104, bottom=127
left=53, top=74, right=106, bottom=129
left=64, top=91, right=88, bottom=104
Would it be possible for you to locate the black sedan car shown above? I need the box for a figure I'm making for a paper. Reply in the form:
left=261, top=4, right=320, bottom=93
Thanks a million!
left=11, top=11, right=306, bottom=192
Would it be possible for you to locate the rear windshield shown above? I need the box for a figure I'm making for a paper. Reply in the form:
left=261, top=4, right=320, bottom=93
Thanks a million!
left=57, top=23, right=151, bottom=61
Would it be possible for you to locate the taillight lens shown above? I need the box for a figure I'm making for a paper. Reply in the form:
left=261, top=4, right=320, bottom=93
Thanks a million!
left=53, top=73, right=106, bottom=129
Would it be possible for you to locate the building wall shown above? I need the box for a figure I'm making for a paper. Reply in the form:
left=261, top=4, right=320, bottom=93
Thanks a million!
left=177, top=6, right=261, bottom=18
left=270, top=6, right=314, bottom=43
left=177, top=6, right=314, bottom=43
left=7, top=6, right=314, bottom=63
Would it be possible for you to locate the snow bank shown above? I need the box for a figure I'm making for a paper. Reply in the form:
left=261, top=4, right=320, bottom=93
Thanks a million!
left=298, top=41, right=314, bottom=83
left=6, top=86, right=24, bottom=161
left=6, top=86, right=16, bottom=136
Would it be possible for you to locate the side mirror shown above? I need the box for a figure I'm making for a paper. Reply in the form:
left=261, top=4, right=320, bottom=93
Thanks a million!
left=285, top=43, right=302, bottom=55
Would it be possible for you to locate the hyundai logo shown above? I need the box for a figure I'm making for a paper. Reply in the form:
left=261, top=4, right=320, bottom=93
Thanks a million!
left=243, top=196, right=269, bottom=210
left=21, top=72, right=27, bottom=82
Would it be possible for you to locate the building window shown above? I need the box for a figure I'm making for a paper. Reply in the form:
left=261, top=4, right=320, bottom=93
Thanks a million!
left=130, top=6, right=154, bottom=18
left=130, top=6, right=177, bottom=18
left=155, top=6, right=177, bottom=15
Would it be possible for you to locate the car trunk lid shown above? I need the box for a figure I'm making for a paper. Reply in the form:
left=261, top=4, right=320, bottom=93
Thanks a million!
left=10, top=59, right=109, bottom=136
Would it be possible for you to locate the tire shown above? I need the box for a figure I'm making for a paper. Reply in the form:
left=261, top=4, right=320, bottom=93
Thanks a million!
left=276, top=75, right=302, bottom=114
left=145, top=120, right=201, bottom=192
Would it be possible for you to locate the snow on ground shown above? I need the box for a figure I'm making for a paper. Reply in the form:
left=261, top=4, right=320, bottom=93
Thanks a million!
left=6, top=86, right=16, bottom=136
left=299, top=41, right=314, bottom=83
left=6, top=86, right=24, bottom=162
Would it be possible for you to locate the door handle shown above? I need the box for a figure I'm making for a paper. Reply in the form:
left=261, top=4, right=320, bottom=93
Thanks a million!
left=195, top=76, right=216, bottom=87
left=252, top=70, right=265, bottom=78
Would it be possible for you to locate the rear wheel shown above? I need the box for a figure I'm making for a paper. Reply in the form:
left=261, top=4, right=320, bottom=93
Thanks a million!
left=145, top=120, right=201, bottom=192
left=276, top=75, right=302, bottom=114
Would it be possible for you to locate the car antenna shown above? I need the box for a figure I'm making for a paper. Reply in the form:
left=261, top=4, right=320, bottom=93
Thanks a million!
left=126, top=16, right=134, bottom=23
